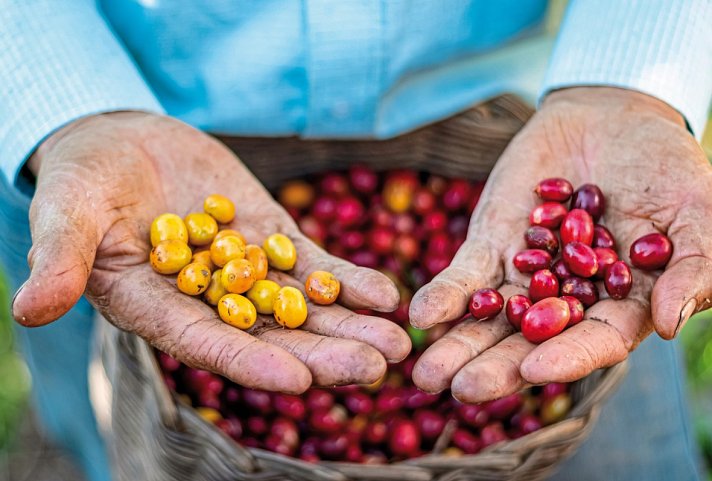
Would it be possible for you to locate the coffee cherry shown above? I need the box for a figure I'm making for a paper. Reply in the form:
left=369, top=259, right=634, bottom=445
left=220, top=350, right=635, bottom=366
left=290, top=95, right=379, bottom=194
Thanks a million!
left=570, top=184, right=605, bottom=221
left=521, top=297, right=570, bottom=343
left=176, top=262, right=211, bottom=296
left=263, top=233, right=297, bottom=271
left=246, top=280, right=281, bottom=314
left=505, top=295, right=532, bottom=329
left=529, top=202, right=567, bottom=229
left=273, top=286, right=308, bottom=328
left=335, top=196, right=365, bottom=227
left=534, top=177, right=573, bottom=202
left=150, top=213, right=188, bottom=247
left=349, top=165, right=378, bottom=194
left=529, top=269, right=559, bottom=302
left=484, top=392, right=523, bottom=419
left=457, top=403, right=489, bottom=428
left=210, top=235, right=246, bottom=267
left=605, top=261, right=633, bottom=300
left=452, top=429, right=483, bottom=455
left=481, top=422, right=509, bottom=447
left=524, top=226, right=559, bottom=256
left=203, top=269, right=228, bottom=306
left=305, top=271, right=341, bottom=305
left=218, top=294, right=257, bottom=330
left=279, top=180, right=316, bottom=209
left=469, top=288, right=504, bottom=320
left=191, top=250, right=215, bottom=272
left=274, top=394, right=307, bottom=421
left=389, top=420, right=420, bottom=457
left=560, top=295, right=584, bottom=326
left=309, top=405, right=347, bottom=433
left=540, top=393, right=572, bottom=425
left=311, top=196, right=338, bottom=222
left=513, top=249, right=552, bottom=273
left=383, top=172, right=418, bottom=213
left=551, top=259, right=573, bottom=280
left=221, top=258, right=256, bottom=294
left=203, top=194, right=236, bottom=224
left=344, top=392, right=374, bottom=415
left=560, top=209, right=594, bottom=245
left=150, top=240, right=192, bottom=274
left=593, top=247, right=618, bottom=278
left=184, top=213, right=219, bottom=246
left=592, top=225, right=616, bottom=249
left=412, top=188, right=437, bottom=215
left=629, top=233, right=673, bottom=270
left=244, top=245, right=268, bottom=280
left=562, top=242, right=598, bottom=278
left=214, top=229, right=247, bottom=244
left=560, top=277, right=599, bottom=307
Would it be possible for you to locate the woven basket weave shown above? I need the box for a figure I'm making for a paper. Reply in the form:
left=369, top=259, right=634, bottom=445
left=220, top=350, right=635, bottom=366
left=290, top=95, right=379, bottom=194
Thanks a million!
left=91, top=94, right=628, bottom=481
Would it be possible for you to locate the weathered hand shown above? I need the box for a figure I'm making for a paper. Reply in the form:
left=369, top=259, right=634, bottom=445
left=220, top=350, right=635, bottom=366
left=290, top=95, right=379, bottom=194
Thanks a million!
left=12, top=112, right=410, bottom=393
left=409, top=87, right=712, bottom=402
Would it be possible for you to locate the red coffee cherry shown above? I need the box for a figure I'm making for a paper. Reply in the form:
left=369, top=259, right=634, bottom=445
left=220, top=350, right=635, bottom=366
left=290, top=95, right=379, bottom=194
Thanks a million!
left=560, top=209, right=594, bottom=245
left=469, top=288, right=504, bottom=320
left=513, top=249, right=552, bottom=273
left=605, top=261, right=633, bottom=300
left=593, top=247, right=618, bottom=279
left=562, top=242, right=599, bottom=278
left=551, top=258, right=573, bottom=280
left=505, top=295, right=533, bottom=329
left=592, top=225, right=616, bottom=249
left=560, top=295, right=584, bottom=326
left=521, top=297, right=570, bottom=344
left=529, top=269, right=559, bottom=302
left=560, top=277, right=599, bottom=307
left=534, top=178, right=574, bottom=202
left=629, top=233, right=673, bottom=270
left=529, top=202, right=568, bottom=229
left=570, top=184, right=605, bottom=221
left=524, top=226, right=559, bottom=256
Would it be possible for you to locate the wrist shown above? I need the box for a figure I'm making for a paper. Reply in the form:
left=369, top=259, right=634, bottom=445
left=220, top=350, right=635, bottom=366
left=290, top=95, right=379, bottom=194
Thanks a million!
left=542, top=87, right=686, bottom=128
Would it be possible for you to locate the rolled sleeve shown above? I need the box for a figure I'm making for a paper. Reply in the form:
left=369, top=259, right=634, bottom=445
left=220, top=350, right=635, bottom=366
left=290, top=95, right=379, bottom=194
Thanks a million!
left=0, top=0, right=164, bottom=187
left=540, top=0, right=712, bottom=140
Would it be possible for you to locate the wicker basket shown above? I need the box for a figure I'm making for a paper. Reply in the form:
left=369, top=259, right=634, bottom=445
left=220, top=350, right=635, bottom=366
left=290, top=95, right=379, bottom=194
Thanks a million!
left=90, top=94, right=628, bottom=481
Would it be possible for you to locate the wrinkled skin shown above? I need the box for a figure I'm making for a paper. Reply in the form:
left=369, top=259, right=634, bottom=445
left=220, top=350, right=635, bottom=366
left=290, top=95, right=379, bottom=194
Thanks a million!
left=12, top=112, right=410, bottom=394
left=410, top=87, right=712, bottom=402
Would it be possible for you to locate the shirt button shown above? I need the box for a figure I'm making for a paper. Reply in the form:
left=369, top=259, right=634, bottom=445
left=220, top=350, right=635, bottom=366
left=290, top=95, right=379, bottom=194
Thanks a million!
left=331, top=100, right=351, bottom=120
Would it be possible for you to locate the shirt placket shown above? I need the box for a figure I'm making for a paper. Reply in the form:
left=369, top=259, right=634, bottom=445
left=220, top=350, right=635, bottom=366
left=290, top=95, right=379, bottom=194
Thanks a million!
left=303, top=0, right=384, bottom=138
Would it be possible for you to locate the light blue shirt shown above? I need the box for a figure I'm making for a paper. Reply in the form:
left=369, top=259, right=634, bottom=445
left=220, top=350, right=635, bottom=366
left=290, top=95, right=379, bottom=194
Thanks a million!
left=1, top=0, right=711, bottom=189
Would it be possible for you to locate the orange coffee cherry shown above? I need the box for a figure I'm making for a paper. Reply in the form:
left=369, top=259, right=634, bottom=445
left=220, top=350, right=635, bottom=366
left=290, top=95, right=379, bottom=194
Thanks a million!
left=278, top=180, right=315, bottom=210
left=150, top=213, right=188, bottom=247
left=214, top=229, right=247, bottom=244
left=305, top=271, right=340, bottom=305
left=273, top=286, right=308, bottom=329
left=263, top=233, right=297, bottom=271
left=210, top=235, right=246, bottom=267
left=218, top=294, right=257, bottom=330
left=150, top=240, right=192, bottom=274
left=246, top=280, right=281, bottom=314
left=191, top=250, right=215, bottom=272
left=245, top=244, right=268, bottom=280
left=184, top=213, right=218, bottom=246
left=203, top=194, right=236, bottom=224
left=176, top=262, right=211, bottom=296
left=203, top=269, right=228, bottom=306
left=221, top=258, right=256, bottom=294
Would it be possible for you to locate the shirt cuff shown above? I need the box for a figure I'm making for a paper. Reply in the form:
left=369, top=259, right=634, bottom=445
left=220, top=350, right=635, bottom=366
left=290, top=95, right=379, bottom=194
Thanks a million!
left=0, top=2, right=165, bottom=187
left=539, top=0, right=712, bottom=140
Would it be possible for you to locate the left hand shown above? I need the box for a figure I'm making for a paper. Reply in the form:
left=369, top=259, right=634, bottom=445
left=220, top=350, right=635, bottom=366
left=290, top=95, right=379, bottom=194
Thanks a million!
left=408, top=87, right=712, bottom=402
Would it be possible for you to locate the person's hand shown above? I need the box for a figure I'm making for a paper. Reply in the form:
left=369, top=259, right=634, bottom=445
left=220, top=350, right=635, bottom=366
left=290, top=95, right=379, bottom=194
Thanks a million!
left=409, top=87, right=712, bottom=402
left=12, top=112, right=410, bottom=394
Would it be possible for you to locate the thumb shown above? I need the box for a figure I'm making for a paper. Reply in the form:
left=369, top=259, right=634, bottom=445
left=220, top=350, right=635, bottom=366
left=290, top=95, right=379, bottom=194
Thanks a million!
left=12, top=174, right=100, bottom=327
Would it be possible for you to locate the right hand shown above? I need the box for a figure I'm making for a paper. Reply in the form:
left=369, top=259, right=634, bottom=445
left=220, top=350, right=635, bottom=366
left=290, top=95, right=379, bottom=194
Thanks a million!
left=12, top=111, right=411, bottom=394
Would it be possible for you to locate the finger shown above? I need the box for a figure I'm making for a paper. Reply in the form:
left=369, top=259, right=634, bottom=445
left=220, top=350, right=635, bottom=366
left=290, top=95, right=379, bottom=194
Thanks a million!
left=519, top=292, right=650, bottom=383
left=411, top=284, right=521, bottom=393
left=268, top=271, right=411, bottom=362
left=409, top=238, right=502, bottom=329
left=650, top=205, right=712, bottom=339
left=450, top=334, right=533, bottom=403
left=90, top=265, right=312, bottom=394
left=252, top=320, right=387, bottom=387
left=13, top=171, right=101, bottom=327
left=290, top=234, right=400, bottom=312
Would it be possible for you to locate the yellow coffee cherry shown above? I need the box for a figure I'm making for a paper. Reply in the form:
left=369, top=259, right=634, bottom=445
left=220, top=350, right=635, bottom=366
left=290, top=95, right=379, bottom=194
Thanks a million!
left=210, top=235, right=246, bottom=267
left=273, top=286, right=308, bottom=329
left=214, top=229, right=247, bottom=245
left=245, top=244, right=268, bottom=280
left=305, top=270, right=340, bottom=305
left=184, top=213, right=218, bottom=246
left=191, top=250, right=215, bottom=272
left=196, top=407, right=222, bottom=423
left=218, top=294, right=257, bottom=330
left=203, top=194, right=236, bottom=224
left=263, top=233, right=297, bottom=271
left=150, top=213, right=188, bottom=247
left=221, top=258, right=256, bottom=294
left=203, top=269, right=227, bottom=306
left=176, top=262, right=211, bottom=296
left=150, top=240, right=192, bottom=274
left=246, top=280, right=281, bottom=314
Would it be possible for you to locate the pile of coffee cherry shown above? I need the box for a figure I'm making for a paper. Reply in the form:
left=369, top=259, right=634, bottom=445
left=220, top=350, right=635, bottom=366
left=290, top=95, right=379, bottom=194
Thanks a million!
left=469, top=178, right=673, bottom=343
left=158, top=168, right=576, bottom=464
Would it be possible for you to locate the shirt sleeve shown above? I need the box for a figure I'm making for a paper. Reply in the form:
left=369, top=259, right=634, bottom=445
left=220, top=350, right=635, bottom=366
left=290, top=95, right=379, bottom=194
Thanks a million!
left=0, top=0, right=165, bottom=187
left=539, top=0, right=712, bottom=140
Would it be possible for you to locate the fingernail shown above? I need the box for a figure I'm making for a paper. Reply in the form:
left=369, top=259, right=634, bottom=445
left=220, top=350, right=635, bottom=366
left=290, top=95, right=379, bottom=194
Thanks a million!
left=674, top=298, right=698, bottom=337
left=11, top=281, right=27, bottom=321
